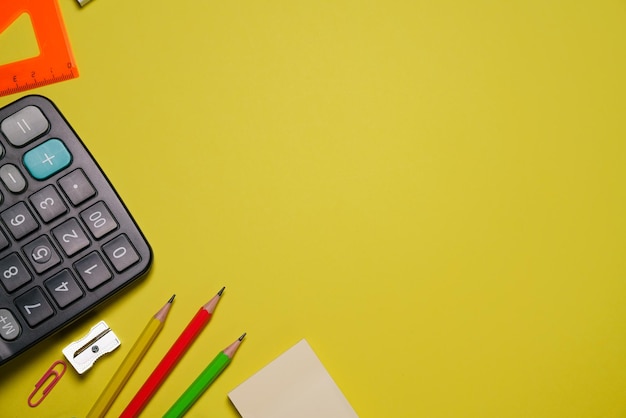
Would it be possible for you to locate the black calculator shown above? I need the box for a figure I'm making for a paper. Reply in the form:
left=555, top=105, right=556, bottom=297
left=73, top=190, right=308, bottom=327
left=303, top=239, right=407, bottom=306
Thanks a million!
left=0, top=95, right=152, bottom=366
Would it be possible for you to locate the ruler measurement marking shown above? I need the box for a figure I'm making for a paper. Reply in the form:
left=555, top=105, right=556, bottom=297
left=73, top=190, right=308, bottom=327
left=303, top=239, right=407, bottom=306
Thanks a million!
left=0, top=0, right=78, bottom=98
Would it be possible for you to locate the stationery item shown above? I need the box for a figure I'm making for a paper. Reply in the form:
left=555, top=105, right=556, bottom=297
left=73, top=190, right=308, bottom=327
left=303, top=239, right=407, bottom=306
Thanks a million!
left=62, top=321, right=120, bottom=374
left=163, top=333, right=246, bottom=418
left=0, top=95, right=152, bottom=367
left=0, top=0, right=78, bottom=97
left=87, top=295, right=175, bottom=418
left=228, top=339, right=359, bottom=418
left=120, top=287, right=225, bottom=418
left=27, top=360, right=66, bottom=407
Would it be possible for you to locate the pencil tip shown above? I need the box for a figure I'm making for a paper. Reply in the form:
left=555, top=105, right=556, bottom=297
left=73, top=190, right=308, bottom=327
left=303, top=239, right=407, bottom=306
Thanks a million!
left=239, top=333, right=247, bottom=341
left=217, top=286, right=226, bottom=296
left=168, top=294, right=176, bottom=303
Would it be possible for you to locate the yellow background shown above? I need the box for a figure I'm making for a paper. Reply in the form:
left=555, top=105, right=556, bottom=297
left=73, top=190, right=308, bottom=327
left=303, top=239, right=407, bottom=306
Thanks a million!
left=1, top=0, right=626, bottom=417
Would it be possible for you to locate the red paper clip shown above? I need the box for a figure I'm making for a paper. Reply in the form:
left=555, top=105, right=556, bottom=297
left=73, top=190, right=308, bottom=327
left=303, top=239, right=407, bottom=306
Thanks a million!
left=27, top=360, right=67, bottom=407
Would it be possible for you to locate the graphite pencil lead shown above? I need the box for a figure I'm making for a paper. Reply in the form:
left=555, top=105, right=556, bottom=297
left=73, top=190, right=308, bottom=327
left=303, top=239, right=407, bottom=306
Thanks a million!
left=168, top=294, right=176, bottom=303
left=239, top=333, right=246, bottom=341
left=217, top=286, right=226, bottom=296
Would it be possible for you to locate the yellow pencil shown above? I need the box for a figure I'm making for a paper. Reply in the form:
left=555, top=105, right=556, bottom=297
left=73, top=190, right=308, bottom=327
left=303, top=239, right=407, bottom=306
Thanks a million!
left=87, top=295, right=175, bottom=418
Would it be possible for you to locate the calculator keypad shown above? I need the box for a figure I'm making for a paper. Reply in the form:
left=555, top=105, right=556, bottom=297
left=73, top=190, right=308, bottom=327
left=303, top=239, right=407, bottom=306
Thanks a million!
left=1, top=105, right=49, bottom=147
left=0, top=253, right=31, bottom=292
left=44, top=270, right=83, bottom=308
left=102, top=235, right=140, bottom=273
left=52, top=218, right=91, bottom=256
left=80, top=202, right=118, bottom=239
left=74, top=252, right=112, bottom=290
left=15, top=287, right=54, bottom=327
left=0, top=95, right=152, bottom=365
left=29, top=185, right=68, bottom=223
left=23, top=139, right=72, bottom=180
left=0, top=164, right=27, bottom=193
left=1, top=202, right=39, bottom=240
left=23, top=235, right=62, bottom=273
left=59, top=169, right=96, bottom=206
left=0, top=308, right=20, bottom=340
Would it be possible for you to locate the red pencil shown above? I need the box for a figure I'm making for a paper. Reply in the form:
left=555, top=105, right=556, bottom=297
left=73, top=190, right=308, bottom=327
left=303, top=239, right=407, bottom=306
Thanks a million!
left=119, top=287, right=225, bottom=418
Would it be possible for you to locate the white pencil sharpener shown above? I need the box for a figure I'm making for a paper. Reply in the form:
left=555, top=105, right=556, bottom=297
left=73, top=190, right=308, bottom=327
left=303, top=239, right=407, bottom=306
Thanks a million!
left=62, top=320, right=120, bottom=374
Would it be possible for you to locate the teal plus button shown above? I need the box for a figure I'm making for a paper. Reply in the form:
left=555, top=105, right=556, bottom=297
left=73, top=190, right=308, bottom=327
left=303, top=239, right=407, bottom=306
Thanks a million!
left=23, top=139, right=72, bottom=180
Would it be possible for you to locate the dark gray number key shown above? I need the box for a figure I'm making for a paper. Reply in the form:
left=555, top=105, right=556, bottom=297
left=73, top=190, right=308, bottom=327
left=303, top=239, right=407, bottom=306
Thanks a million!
left=29, top=185, right=68, bottom=223
left=80, top=201, right=118, bottom=239
left=74, top=252, right=112, bottom=290
left=102, top=234, right=139, bottom=272
left=22, top=236, right=61, bottom=274
left=15, top=287, right=54, bottom=327
left=45, top=270, right=83, bottom=308
left=0, top=253, right=31, bottom=293
left=52, top=218, right=90, bottom=257
left=1, top=202, right=39, bottom=240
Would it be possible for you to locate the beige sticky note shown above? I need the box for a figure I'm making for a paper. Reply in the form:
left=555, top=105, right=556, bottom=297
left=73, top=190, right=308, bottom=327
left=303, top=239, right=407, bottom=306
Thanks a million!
left=228, top=339, right=359, bottom=418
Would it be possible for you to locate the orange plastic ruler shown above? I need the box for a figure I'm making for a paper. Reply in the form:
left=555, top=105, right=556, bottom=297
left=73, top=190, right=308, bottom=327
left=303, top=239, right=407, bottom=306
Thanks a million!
left=0, top=0, right=79, bottom=98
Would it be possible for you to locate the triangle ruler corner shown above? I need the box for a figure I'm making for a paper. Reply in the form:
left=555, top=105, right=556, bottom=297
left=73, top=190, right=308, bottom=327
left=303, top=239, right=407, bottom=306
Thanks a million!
left=0, top=0, right=79, bottom=98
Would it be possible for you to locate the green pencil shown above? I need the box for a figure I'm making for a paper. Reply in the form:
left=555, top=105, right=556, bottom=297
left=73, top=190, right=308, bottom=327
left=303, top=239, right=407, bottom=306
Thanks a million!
left=163, top=333, right=246, bottom=418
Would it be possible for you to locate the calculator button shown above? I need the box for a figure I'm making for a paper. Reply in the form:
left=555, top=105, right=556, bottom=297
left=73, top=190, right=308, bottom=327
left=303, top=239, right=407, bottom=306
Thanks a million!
left=74, top=252, right=112, bottom=290
left=0, top=253, right=31, bottom=293
left=52, top=218, right=90, bottom=257
left=102, top=235, right=139, bottom=272
left=1, top=202, right=39, bottom=240
left=80, top=202, right=118, bottom=239
left=0, top=164, right=27, bottom=193
left=1, top=105, right=49, bottom=147
left=45, top=270, right=83, bottom=308
left=59, top=169, right=96, bottom=206
left=23, top=139, right=72, bottom=180
left=29, top=185, right=68, bottom=223
left=0, top=308, right=21, bottom=341
left=23, top=236, right=61, bottom=274
left=15, top=287, right=54, bottom=327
